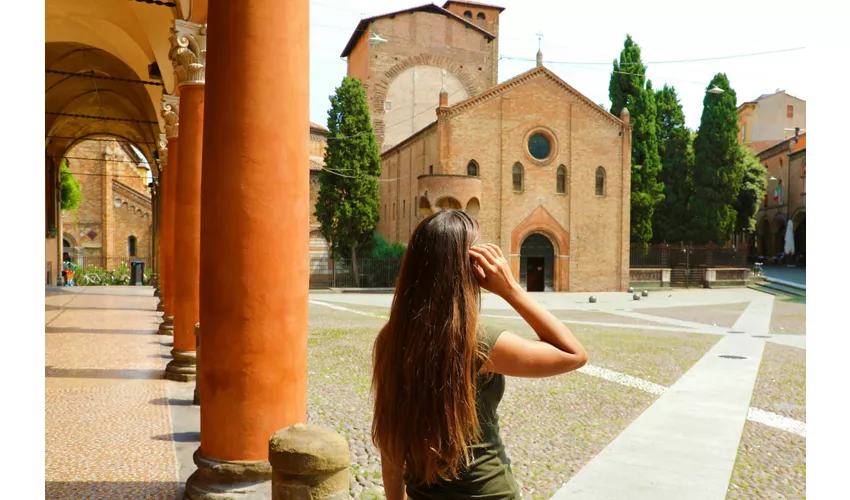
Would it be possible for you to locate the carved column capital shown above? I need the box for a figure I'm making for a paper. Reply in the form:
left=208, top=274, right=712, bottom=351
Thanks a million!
left=169, top=20, right=207, bottom=87
left=158, top=133, right=168, bottom=167
left=161, top=94, right=180, bottom=139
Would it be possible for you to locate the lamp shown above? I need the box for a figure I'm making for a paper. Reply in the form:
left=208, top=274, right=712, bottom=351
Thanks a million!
left=707, top=86, right=724, bottom=94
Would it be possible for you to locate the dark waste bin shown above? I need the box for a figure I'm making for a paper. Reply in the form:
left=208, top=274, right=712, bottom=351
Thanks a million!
left=131, top=261, right=145, bottom=286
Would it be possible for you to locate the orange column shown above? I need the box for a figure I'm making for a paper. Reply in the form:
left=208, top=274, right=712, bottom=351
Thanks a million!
left=186, top=0, right=309, bottom=495
left=165, top=21, right=205, bottom=382
left=158, top=97, right=179, bottom=336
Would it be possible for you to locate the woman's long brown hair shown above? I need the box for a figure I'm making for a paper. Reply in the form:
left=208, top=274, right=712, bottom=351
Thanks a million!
left=371, top=209, right=485, bottom=486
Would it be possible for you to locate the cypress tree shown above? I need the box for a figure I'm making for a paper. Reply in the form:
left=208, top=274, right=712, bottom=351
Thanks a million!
left=315, top=77, right=381, bottom=286
left=609, top=35, right=664, bottom=244
left=690, top=73, right=744, bottom=244
left=652, top=84, right=693, bottom=243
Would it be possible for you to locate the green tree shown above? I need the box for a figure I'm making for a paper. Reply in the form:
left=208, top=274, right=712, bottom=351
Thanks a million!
left=59, top=158, right=82, bottom=211
left=733, top=145, right=768, bottom=235
left=690, top=73, right=743, bottom=244
left=369, top=233, right=406, bottom=259
left=609, top=35, right=664, bottom=243
left=652, top=85, right=694, bottom=243
left=315, top=77, right=381, bottom=287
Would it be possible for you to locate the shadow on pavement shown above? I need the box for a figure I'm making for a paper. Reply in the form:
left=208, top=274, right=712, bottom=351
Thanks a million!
left=45, top=482, right=183, bottom=499
left=45, top=366, right=163, bottom=380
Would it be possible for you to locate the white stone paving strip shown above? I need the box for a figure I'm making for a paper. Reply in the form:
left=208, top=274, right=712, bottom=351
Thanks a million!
left=576, top=365, right=667, bottom=396
left=480, top=313, right=712, bottom=335
left=309, top=300, right=388, bottom=319
left=307, top=298, right=805, bottom=440
left=747, top=407, right=806, bottom=437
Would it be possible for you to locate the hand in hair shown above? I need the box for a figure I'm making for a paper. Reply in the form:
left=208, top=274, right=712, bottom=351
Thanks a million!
left=469, top=244, right=519, bottom=299
left=470, top=244, right=588, bottom=378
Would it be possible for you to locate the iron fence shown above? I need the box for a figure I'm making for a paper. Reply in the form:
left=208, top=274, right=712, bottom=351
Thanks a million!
left=309, top=258, right=402, bottom=289
left=630, top=244, right=749, bottom=269
left=66, top=255, right=152, bottom=272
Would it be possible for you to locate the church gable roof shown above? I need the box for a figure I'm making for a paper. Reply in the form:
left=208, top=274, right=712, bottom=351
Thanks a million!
left=340, top=3, right=495, bottom=57
left=438, top=65, right=625, bottom=128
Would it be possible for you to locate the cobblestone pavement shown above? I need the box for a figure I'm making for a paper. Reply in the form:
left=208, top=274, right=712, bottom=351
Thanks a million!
left=45, top=287, right=179, bottom=499
left=769, top=298, right=807, bottom=335
left=726, top=341, right=806, bottom=499
left=45, top=289, right=804, bottom=500
left=305, top=307, right=719, bottom=499
left=638, top=301, right=750, bottom=328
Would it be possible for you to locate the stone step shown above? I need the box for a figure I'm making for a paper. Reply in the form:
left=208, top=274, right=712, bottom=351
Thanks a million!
left=748, top=281, right=805, bottom=298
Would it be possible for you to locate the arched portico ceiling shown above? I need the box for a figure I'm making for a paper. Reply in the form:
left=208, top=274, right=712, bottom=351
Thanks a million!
left=46, top=42, right=161, bottom=170
left=45, top=0, right=181, bottom=171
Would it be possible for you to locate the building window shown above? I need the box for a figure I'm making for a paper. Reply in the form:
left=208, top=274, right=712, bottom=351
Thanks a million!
left=128, top=235, right=137, bottom=257
left=741, top=124, right=746, bottom=142
left=476, top=12, right=486, bottom=27
left=528, top=132, right=551, bottom=161
left=467, top=160, right=479, bottom=176
left=787, top=105, right=794, bottom=118
left=463, top=10, right=473, bottom=20
left=403, top=200, right=406, bottom=218
left=595, top=167, right=606, bottom=196
left=556, top=165, right=567, bottom=194
left=512, top=163, right=524, bottom=193
left=428, top=165, right=433, bottom=175
left=384, top=100, right=392, bottom=112
left=393, top=202, right=396, bottom=220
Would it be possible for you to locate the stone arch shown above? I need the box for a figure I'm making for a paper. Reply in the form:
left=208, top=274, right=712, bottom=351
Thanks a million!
left=419, top=197, right=434, bottom=218
left=466, top=197, right=480, bottom=217
left=436, top=197, right=462, bottom=211
left=372, top=54, right=482, bottom=147
left=510, top=206, right=570, bottom=291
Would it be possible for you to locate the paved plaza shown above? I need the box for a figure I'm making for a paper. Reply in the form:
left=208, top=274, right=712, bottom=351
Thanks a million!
left=45, top=286, right=805, bottom=499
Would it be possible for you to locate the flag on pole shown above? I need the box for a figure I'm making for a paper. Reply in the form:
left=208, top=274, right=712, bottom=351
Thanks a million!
left=773, top=186, right=780, bottom=201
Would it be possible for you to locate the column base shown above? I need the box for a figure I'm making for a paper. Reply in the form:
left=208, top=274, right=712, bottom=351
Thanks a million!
left=158, top=315, right=174, bottom=336
left=157, top=298, right=166, bottom=313
left=165, top=349, right=197, bottom=382
left=184, top=449, right=272, bottom=499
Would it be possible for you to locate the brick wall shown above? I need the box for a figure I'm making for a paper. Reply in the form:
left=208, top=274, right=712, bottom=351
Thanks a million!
left=61, top=139, right=152, bottom=263
left=347, top=9, right=497, bottom=149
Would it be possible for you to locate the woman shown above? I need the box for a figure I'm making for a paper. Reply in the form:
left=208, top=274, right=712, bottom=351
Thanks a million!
left=372, top=210, right=588, bottom=499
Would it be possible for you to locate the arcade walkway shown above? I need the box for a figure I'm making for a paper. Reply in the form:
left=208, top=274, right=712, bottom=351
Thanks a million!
left=45, top=287, right=180, bottom=498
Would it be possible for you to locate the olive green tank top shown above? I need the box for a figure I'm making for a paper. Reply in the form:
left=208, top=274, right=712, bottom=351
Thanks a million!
left=405, top=324, right=521, bottom=500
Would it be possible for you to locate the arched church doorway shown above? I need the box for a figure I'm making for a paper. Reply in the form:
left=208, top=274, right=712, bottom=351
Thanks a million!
left=520, top=233, right=554, bottom=292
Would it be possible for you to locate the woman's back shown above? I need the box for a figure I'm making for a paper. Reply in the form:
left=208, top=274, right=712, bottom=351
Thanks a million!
left=405, top=324, right=520, bottom=500
left=371, top=210, right=587, bottom=500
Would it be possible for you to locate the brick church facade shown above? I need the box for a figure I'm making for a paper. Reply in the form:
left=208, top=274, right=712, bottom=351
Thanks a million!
left=342, top=1, right=631, bottom=291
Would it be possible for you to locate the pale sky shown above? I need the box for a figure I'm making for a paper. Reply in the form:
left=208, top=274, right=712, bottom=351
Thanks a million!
left=308, top=0, right=807, bottom=131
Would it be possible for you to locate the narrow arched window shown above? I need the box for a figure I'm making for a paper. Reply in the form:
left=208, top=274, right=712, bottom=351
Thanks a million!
left=556, top=165, right=567, bottom=194
left=128, top=235, right=137, bottom=257
left=512, top=163, right=523, bottom=193
left=467, top=160, right=479, bottom=177
left=476, top=12, right=486, bottom=28
left=595, top=167, right=606, bottom=196
left=463, top=10, right=473, bottom=20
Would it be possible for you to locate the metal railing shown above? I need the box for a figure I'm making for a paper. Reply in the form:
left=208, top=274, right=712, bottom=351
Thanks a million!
left=630, top=244, right=749, bottom=269
left=309, top=258, right=401, bottom=289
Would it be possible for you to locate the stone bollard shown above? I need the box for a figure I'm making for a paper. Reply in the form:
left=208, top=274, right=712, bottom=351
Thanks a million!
left=269, top=424, right=350, bottom=500
left=193, top=322, right=200, bottom=405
